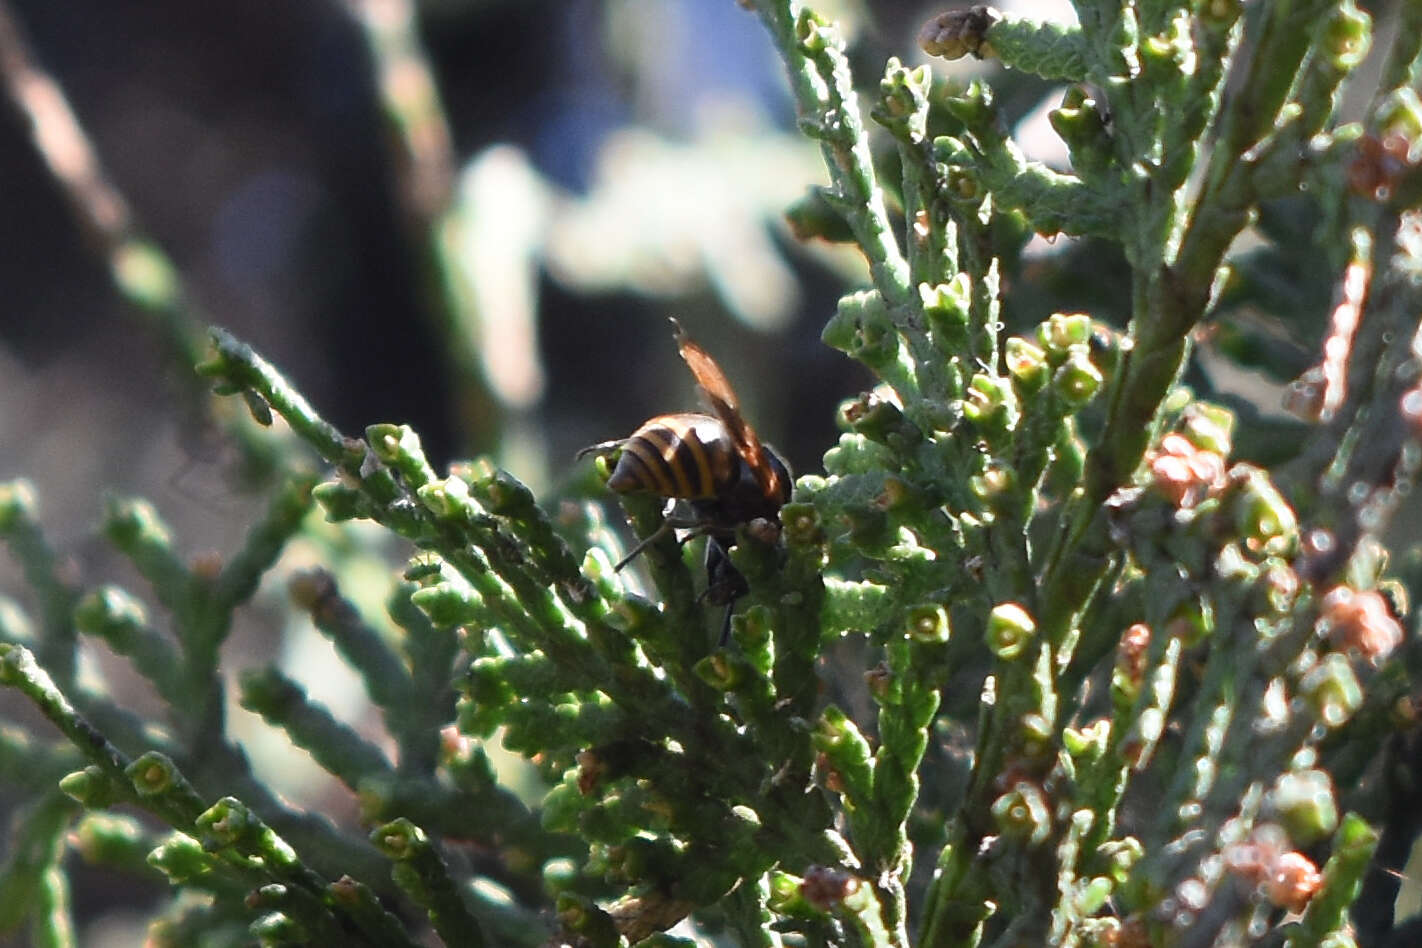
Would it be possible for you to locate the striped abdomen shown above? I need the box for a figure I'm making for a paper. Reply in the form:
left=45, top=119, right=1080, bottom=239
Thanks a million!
left=605, top=412, right=739, bottom=500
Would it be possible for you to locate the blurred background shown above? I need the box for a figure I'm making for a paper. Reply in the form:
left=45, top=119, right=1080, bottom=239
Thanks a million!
left=8, top=0, right=1403, bottom=943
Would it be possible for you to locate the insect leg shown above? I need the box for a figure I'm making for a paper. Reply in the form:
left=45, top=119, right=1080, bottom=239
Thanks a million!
left=613, top=513, right=708, bottom=572
left=576, top=439, right=626, bottom=461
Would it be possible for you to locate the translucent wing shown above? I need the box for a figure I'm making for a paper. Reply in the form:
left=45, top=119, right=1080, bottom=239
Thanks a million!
left=670, top=318, right=783, bottom=503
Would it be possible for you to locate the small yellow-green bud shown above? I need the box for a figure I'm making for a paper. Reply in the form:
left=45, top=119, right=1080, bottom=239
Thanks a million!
left=370, top=817, right=424, bottom=860
left=877, top=61, right=925, bottom=121
left=417, top=476, right=470, bottom=519
left=198, top=797, right=257, bottom=846
left=60, top=766, right=122, bottom=808
left=841, top=392, right=921, bottom=448
left=365, top=424, right=407, bottom=464
left=1270, top=769, right=1338, bottom=844
left=767, top=871, right=820, bottom=916
left=148, top=834, right=212, bottom=885
left=694, top=652, right=744, bottom=691
left=1376, top=88, right=1422, bottom=144
left=606, top=594, right=658, bottom=634
left=1049, top=93, right=1110, bottom=156
left=409, top=583, right=482, bottom=627
left=1052, top=349, right=1104, bottom=406
left=104, top=496, right=171, bottom=547
left=1063, top=719, right=1110, bottom=759
left=795, top=9, right=832, bottom=55
left=250, top=910, right=304, bottom=944
left=987, top=602, right=1036, bottom=659
left=1230, top=467, right=1298, bottom=556
left=943, top=80, right=995, bottom=127
left=964, top=373, right=1019, bottom=432
left=312, top=480, right=366, bottom=521
left=969, top=463, right=1014, bottom=502
left=1005, top=336, right=1049, bottom=393
left=1037, top=312, right=1094, bottom=356
left=477, top=468, right=536, bottom=516
left=0, top=480, right=38, bottom=529
left=946, top=166, right=983, bottom=202
left=779, top=503, right=824, bottom=547
left=813, top=705, right=858, bottom=751
left=932, top=135, right=972, bottom=167
left=112, top=241, right=180, bottom=311
left=1097, top=837, right=1144, bottom=884
left=1301, top=654, right=1363, bottom=728
left=920, top=275, right=972, bottom=329
left=1323, top=4, right=1371, bottom=69
left=1021, top=712, right=1053, bottom=745
left=1179, top=403, right=1235, bottom=456
left=542, top=858, right=579, bottom=898
left=73, top=813, right=145, bottom=864
left=74, top=585, right=148, bottom=635
left=127, top=752, right=182, bottom=797
left=991, top=781, right=1051, bottom=844
left=906, top=603, right=950, bottom=643
left=1076, top=876, right=1114, bottom=915
left=465, top=658, right=516, bottom=709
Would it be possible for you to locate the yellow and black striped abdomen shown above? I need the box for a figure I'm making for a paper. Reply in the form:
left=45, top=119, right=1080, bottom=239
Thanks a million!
left=605, top=413, right=738, bottom=499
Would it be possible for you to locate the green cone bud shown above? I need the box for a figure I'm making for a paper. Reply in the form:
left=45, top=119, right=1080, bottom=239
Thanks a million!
left=1037, top=312, right=1094, bottom=357
left=1377, top=88, right=1422, bottom=143
left=987, top=602, right=1036, bottom=659
left=1052, top=348, right=1104, bottom=406
left=126, top=752, right=184, bottom=797
left=197, top=796, right=259, bottom=846
left=410, top=582, right=483, bottom=627
left=991, top=781, right=1051, bottom=844
left=370, top=817, right=424, bottom=860
left=312, top=480, right=368, bottom=522
left=1323, top=3, right=1371, bottom=69
left=780, top=503, right=825, bottom=547
left=147, top=834, right=214, bottom=884
left=1006, top=336, right=1049, bottom=394
left=1301, top=654, right=1363, bottom=728
left=1230, top=467, right=1298, bottom=556
left=1097, top=837, right=1143, bottom=884
left=1270, top=769, right=1339, bottom=844
left=906, top=603, right=951, bottom=643
left=922, top=278, right=972, bottom=357
left=964, top=373, right=1019, bottom=433
left=0, top=480, right=37, bottom=529
left=694, top=652, right=745, bottom=691
left=1180, top=403, right=1235, bottom=456
left=60, top=766, right=124, bottom=808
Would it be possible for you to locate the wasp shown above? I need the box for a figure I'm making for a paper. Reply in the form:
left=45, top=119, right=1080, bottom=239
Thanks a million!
left=580, top=319, right=791, bottom=643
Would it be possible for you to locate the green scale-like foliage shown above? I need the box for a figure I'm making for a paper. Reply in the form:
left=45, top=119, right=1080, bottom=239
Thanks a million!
left=5, top=1, right=1422, bottom=946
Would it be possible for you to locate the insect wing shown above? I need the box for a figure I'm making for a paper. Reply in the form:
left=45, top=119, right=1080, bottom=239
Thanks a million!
left=670, top=319, right=783, bottom=503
